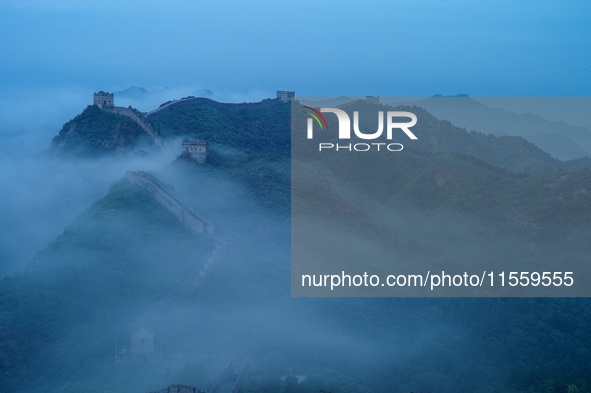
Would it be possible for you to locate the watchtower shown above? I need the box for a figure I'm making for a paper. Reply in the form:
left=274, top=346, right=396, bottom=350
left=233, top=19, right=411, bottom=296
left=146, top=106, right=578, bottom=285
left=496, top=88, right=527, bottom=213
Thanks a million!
left=129, top=316, right=154, bottom=354
left=182, top=140, right=209, bottom=163
left=93, top=91, right=114, bottom=108
left=276, top=91, right=295, bottom=102
left=365, top=96, right=380, bottom=105
left=131, top=328, right=154, bottom=354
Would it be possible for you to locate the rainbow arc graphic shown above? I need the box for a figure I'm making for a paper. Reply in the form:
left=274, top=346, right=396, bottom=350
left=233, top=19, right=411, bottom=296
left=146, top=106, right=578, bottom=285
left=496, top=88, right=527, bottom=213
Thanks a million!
left=304, top=106, right=328, bottom=130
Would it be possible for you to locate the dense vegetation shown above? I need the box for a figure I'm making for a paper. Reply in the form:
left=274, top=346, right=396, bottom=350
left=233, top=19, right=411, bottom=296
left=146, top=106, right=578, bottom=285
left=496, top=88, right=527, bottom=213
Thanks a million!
left=293, top=146, right=591, bottom=243
left=0, top=179, right=207, bottom=392
left=149, top=98, right=291, bottom=156
left=50, top=105, right=152, bottom=157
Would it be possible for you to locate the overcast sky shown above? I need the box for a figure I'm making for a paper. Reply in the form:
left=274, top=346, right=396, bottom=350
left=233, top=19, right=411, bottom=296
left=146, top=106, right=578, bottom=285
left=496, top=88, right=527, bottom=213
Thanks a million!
left=0, top=0, right=590, bottom=147
left=1, top=0, right=589, bottom=98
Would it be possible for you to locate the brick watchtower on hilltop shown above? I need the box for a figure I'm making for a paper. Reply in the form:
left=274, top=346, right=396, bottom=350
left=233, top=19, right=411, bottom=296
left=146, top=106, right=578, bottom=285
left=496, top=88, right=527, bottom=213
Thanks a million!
left=365, top=96, right=380, bottom=105
left=182, top=140, right=208, bottom=163
left=93, top=91, right=114, bottom=108
left=276, top=91, right=295, bottom=102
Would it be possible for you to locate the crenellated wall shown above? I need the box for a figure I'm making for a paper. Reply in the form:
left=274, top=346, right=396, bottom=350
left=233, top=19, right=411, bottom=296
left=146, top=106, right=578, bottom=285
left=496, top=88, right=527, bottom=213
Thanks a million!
left=100, top=106, right=168, bottom=151
left=148, top=384, right=199, bottom=393
left=126, top=171, right=214, bottom=234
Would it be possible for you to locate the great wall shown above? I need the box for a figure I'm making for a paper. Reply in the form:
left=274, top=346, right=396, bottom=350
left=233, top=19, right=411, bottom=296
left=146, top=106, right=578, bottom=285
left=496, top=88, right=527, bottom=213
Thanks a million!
left=97, top=92, right=249, bottom=381
left=95, top=90, right=272, bottom=392
left=99, top=90, right=224, bottom=318
left=145, top=95, right=287, bottom=118
left=93, top=91, right=168, bottom=152
left=126, top=170, right=214, bottom=234
left=92, top=90, right=292, bottom=155
left=97, top=93, right=234, bottom=323
left=102, top=106, right=168, bottom=151
left=124, top=170, right=231, bottom=318
left=118, top=170, right=235, bottom=365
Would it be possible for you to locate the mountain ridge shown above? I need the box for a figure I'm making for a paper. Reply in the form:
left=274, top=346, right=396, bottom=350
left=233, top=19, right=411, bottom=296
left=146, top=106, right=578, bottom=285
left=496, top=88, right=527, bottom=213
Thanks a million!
left=413, top=95, right=591, bottom=160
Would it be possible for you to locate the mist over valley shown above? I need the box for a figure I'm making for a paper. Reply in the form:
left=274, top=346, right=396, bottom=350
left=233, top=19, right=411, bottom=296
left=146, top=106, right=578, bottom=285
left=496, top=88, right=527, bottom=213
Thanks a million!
left=1, top=92, right=591, bottom=393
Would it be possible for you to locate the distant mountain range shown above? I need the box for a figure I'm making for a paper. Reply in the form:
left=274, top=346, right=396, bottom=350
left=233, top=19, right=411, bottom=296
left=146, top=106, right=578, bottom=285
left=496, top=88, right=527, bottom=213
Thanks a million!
left=409, top=95, right=591, bottom=161
left=300, top=95, right=591, bottom=161
left=115, top=86, right=214, bottom=101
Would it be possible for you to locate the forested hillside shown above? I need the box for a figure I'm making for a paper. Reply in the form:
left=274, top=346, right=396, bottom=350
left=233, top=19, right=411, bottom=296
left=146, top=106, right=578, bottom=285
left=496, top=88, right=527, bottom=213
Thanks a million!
left=50, top=105, right=152, bottom=156
left=148, top=98, right=291, bottom=156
